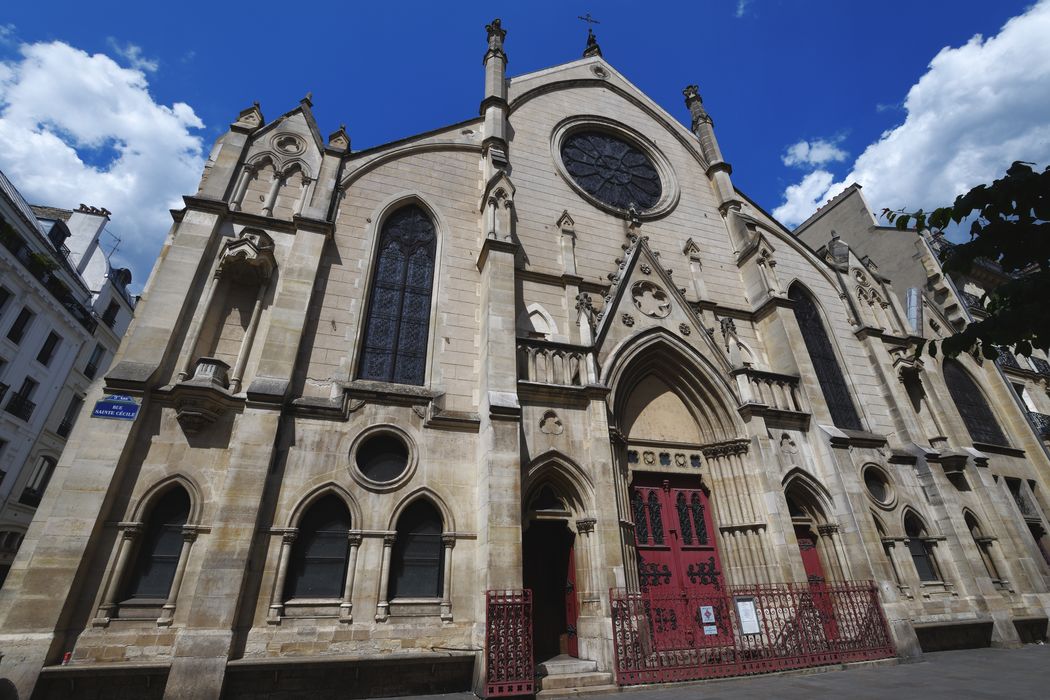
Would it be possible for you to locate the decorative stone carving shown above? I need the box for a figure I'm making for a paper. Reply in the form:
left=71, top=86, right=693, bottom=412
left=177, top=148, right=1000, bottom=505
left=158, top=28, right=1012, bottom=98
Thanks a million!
left=539, top=410, right=564, bottom=435
left=640, top=263, right=651, bottom=275
left=583, top=27, right=602, bottom=57
left=679, top=323, right=691, bottom=336
left=779, top=433, right=799, bottom=455
left=631, top=281, right=670, bottom=318
left=485, top=18, right=506, bottom=56
left=328, top=125, right=350, bottom=152
left=643, top=451, right=656, bottom=465
left=621, top=313, right=635, bottom=327
left=219, top=228, right=277, bottom=282
left=575, top=292, right=596, bottom=332
left=272, top=133, right=305, bottom=156
left=682, top=85, right=711, bottom=129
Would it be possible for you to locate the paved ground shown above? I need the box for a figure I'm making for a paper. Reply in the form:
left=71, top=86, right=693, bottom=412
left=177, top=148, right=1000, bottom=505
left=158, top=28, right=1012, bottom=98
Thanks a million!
left=407, top=644, right=1050, bottom=699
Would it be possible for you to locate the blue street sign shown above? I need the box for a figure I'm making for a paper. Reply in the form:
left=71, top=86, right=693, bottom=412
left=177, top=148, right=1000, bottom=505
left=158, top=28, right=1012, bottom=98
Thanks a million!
left=92, top=395, right=140, bottom=421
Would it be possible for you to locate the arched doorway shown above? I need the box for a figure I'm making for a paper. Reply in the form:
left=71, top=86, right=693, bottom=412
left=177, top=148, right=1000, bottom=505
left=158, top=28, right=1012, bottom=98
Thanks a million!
left=522, top=484, right=580, bottom=661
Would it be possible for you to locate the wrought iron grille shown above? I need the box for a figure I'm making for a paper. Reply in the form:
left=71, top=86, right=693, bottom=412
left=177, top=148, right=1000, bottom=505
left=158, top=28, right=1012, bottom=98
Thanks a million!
left=943, top=360, right=1008, bottom=446
left=788, top=286, right=862, bottom=430
left=561, top=131, right=661, bottom=210
left=358, top=205, right=436, bottom=386
left=610, top=581, right=894, bottom=685
left=485, top=589, right=534, bottom=698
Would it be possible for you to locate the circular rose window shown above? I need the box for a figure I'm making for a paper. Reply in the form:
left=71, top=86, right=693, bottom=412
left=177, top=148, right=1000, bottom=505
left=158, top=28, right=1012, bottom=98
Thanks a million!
left=560, top=131, right=662, bottom=211
left=356, top=433, right=409, bottom=483
left=863, top=465, right=894, bottom=507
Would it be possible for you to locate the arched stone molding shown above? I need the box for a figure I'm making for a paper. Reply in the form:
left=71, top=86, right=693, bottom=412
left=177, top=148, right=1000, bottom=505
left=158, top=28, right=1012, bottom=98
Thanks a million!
left=347, top=192, right=447, bottom=387
left=518, top=303, right=559, bottom=340
left=386, top=486, right=457, bottom=533
left=605, top=329, right=743, bottom=446
left=339, top=142, right=483, bottom=190
left=782, top=468, right=849, bottom=582
left=284, top=482, right=363, bottom=530
left=94, top=475, right=204, bottom=628
left=523, top=449, right=597, bottom=517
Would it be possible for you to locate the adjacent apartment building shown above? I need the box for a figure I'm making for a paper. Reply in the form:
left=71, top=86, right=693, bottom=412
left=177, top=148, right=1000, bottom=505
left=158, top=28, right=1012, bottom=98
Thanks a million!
left=0, top=168, right=136, bottom=585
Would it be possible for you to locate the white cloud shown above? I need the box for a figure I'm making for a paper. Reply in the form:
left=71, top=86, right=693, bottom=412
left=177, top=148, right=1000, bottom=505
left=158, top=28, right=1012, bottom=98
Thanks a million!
left=774, top=0, right=1050, bottom=227
left=782, top=138, right=848, bottom=167
left=0, top=41, right=204, bottom=288
left=773, top=170, right=835, bottom=229
left=735, top=0, right=751, bottom=19
left=0, top=24, right=16, bottom=46
left=106, top=38, right=159, bottom=73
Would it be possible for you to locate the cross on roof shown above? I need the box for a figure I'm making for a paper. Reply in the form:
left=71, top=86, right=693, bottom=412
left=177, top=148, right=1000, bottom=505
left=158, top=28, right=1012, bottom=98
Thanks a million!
left=577, top=13, right=600, bottom=26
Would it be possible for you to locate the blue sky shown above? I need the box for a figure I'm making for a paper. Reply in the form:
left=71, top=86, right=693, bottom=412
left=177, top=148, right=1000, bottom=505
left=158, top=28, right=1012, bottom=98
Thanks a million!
left=2, top=0, right=1048, bottom=288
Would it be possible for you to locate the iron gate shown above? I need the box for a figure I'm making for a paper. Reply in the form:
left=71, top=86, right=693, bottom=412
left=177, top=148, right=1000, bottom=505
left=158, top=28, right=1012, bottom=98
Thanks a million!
left=485, top=589, right=533, bottom=697
left=611, top=580, right=894, bottom=685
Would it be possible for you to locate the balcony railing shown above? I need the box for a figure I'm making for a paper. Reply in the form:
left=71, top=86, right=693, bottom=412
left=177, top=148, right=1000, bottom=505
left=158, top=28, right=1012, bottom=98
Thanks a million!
left=0, top=216, right=98, bottom=333
left=741, top=368, right=805, bottom=413
left=517, top=338, right=587, bottom=387
left=3, top=391, right=36, bottom=422
left=56, top=417, right=74, bottom=438
left=18, top=487, right=43, bottom=508
left=995, top=350, right=1022, bottom=371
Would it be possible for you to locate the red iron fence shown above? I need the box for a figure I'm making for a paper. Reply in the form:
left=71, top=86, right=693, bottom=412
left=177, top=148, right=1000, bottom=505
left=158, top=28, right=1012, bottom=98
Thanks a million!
left=611, top=580, right=894, bottom=685
left=485, top=589, right=534, bottom=697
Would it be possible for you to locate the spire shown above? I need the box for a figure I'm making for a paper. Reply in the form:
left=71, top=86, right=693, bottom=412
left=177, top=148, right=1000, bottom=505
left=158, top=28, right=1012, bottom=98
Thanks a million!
left=683, top=85, right=711, bottom=130
left=583, top=28, right=602, bottom=58
left=485, top=18, right=506, bottom=61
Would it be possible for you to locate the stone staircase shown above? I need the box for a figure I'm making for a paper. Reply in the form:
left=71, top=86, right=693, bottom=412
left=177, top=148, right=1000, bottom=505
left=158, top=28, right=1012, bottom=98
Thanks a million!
left=536, top=655, right=617, bottom=698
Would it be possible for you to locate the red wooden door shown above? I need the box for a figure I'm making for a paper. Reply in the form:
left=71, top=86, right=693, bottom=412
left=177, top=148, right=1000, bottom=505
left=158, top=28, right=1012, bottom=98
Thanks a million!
left=564, top=542, right=580, bottom=657
left=633, top=480, right=727, bottom=649
left=795, top=525, right=838, bottom=641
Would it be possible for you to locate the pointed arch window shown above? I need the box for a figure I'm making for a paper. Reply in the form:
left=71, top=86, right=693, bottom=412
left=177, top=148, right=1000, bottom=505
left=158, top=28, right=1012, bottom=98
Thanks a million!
left=904, top=513, right=941, bottom=583
left=789, top=285, right=862, bottom=430
left=359, top=205, right=436, bottom=386
left=124, top=487, right=190, bottom=600
left=284, top=495, right=351, bottom=600
left=964, top=512, right=1002, bottom=584
left=943, top=359, right=1007, bottom=446
left=389, top=500, right=444, bottom=599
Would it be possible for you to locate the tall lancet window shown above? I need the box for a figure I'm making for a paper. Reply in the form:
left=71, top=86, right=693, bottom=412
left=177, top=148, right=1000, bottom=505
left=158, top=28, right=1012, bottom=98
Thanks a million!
left=359, top=205, right=436, bottom=386
left=943, top=359, right=1007, bottom=445
left=789, top=284, right=862, bottom=430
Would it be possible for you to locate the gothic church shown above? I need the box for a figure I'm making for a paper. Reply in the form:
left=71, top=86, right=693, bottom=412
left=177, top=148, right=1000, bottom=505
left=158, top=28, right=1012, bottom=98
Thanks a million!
left=1, top=19, right=1049, bottom=699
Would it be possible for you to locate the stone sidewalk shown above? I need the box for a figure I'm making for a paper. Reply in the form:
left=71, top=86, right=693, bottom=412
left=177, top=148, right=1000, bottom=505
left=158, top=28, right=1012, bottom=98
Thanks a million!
left=415, top=644, right=1050, bottom=699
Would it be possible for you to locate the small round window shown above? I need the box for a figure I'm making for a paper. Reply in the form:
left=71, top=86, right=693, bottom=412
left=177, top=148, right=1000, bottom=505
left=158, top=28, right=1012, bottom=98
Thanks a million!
left=356, top=433, right=409, bottom=483
left=863, top=466, right=892, bottom=506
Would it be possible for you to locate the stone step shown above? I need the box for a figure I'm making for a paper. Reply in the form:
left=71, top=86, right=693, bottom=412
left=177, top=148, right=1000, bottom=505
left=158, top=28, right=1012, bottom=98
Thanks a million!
left=537, top=655, right=598, bottom=676
left=538, top=672, right=615, bottom=690
left=536, top=682, right=619, bottom=699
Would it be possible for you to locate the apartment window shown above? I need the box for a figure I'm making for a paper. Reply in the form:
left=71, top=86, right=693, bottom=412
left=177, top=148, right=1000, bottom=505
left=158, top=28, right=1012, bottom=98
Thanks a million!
left=84, top=343, right=105, bottom=379
left=36, top=331, right=62, bottom=367
left=6, top=307, right=34, bottom=345
left=57, top=395, right=84, bottom=438
left=0, top=286, right=11, bottom=314
left=19, top=455, right=56, bottom=508
left=101, top=301, right=120, bottom=328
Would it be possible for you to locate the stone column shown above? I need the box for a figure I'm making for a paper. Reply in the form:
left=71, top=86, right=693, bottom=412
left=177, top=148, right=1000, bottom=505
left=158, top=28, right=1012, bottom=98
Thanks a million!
left=375, top=534, right=395, bottom=622
left=179, top=269, right=223, bottom=381
left=261, top=173, right=283, bottom=217
left=229, top=283, right=268, bottom=393
left=440, top=534, right=455, bottom=621
left=575, top=518, right=598, bottom=604
left=340, top=533, right=362, bottom=622
left=268, top=531, right=297, bottom=621
left=158, top=528, right=199, bottom=626
left=229, top=164, right=256, bottom=212
left=94, top=522, right=142, bottom=625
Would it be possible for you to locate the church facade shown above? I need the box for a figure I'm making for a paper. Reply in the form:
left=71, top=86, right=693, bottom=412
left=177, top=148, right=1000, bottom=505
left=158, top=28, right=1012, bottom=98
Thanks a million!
left=1, top=19, right=1049, bottom=699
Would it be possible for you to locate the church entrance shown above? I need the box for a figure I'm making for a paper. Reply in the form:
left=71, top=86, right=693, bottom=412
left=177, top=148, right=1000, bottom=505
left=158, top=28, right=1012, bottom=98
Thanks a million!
left=522, top=520, right=579, bottom=661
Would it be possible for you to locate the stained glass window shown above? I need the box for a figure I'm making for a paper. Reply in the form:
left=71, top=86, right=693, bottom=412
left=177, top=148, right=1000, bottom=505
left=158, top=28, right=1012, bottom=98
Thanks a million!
left=389, top=500, right=444, bottom=599
left=124, top=487, right=190, bottom=600
left=561, top=131, right=661, bottom=210
left=904, top=513, right=940, bottom=582
left=284, top=495, right=351, bottom=600
left=789, top=285, right=862, bottom=430
left=359, top=205, right=436, bottom=386
left=943, top=359, right=1007, bottom=445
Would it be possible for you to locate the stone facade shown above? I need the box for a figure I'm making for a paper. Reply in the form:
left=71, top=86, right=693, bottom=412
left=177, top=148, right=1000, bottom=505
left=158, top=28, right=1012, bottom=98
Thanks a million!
left=1, top=21, right=1049, bottom=699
